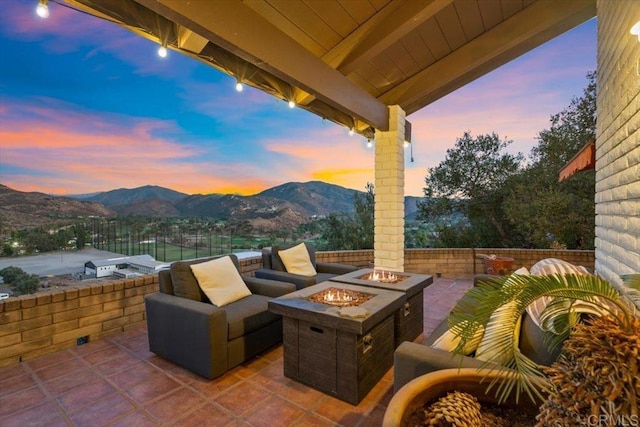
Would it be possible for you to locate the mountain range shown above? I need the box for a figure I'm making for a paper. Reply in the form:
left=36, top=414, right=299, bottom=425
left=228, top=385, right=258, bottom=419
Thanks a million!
left=1, top=182, right=422, bottom=232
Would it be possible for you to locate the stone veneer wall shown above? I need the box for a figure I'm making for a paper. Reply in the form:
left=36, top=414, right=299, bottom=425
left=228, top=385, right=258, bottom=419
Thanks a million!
left=594, top=0, right=640, bottom=284
left=1, top=249, right=594, bottom=367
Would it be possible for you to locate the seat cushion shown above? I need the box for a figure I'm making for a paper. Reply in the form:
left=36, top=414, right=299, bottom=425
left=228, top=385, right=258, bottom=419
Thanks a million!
left=225, top=294, right=281, bottom=340
left=170, top=260, right=209, bottom=302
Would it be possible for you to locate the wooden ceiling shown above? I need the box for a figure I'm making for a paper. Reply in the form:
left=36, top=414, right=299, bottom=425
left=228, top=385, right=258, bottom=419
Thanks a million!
left=68, top=0, right=596, bottom=136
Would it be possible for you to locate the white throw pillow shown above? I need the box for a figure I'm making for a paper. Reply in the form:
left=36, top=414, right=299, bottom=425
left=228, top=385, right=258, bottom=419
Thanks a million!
left=475, top=301, right=522, bottom=366
left=431, top=323, right=485, bottom=355
left=278, top=243, right=317, bottom=276
left=190, top=256, right=251, bottom=307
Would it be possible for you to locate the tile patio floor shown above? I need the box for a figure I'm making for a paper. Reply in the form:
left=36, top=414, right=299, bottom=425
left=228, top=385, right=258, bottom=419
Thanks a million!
left=0, top=278, right=472, bottom=427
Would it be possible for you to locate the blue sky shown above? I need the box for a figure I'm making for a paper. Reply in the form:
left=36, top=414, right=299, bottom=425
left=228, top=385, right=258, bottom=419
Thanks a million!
left=0, top=2, right=596, bottom=196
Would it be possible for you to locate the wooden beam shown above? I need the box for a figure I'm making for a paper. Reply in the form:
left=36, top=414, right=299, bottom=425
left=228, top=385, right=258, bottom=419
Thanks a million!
left=336, top=0, right=452, bottom=75
left=379, top=0, right=596, bottom=114
left=132, top=0, right=389, bottom=130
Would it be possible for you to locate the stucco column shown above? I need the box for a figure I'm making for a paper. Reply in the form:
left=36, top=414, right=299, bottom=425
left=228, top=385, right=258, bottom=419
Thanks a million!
left=374, top=105, right=405, bottom=271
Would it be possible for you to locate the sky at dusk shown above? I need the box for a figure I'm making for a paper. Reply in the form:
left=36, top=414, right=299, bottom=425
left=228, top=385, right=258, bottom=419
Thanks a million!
left=0, top=2, right=596, bottom=197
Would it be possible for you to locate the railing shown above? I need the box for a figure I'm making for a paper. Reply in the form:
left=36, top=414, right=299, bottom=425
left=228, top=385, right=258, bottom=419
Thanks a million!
left=0, top=248, right=594, bottom=368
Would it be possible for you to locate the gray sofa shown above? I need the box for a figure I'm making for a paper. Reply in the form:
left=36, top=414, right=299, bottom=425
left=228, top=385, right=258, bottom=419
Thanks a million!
left=254, top=243, right=359, bottom=290
left=393, top=275, right=560, bottom=392
left=145, top=254, right=296, bottom=379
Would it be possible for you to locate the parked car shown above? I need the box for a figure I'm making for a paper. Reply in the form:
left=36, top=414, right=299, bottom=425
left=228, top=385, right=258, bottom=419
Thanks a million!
left=0, top=293, right=10, bottom=300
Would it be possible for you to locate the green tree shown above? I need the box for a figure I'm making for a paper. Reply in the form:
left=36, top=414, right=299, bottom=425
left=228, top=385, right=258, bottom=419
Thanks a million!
left=2, top=244, right=13, bottom=257
left=418, top=132, right=523, bottom=247
left=0, top=266, right=39, bottom=295
left=0, top=266, right=25, bottom=284
left=503, top=72, right=596, bottom=249
left=320, top=183, right=375, bottom=250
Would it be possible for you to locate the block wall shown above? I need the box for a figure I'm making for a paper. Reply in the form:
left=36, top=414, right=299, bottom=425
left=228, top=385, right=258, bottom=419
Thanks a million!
left=317, top=248, right=595, bottom=277
left=0, top=248, right=594, bottom=367
left=0, top=276, right=157, bottom=368
left=595, top=0, right=640, bottom=283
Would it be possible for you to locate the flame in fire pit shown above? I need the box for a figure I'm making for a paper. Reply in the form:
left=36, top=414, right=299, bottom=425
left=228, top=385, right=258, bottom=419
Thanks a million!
left=324, top=288, right=353, bottom=303
left=358, top=269, right=408, bottom=284
left=306, top=287, right=373, bottom=307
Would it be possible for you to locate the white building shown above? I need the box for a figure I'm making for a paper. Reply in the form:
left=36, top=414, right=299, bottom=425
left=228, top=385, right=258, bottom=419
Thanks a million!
left=84, top=254, right=169, bottom=278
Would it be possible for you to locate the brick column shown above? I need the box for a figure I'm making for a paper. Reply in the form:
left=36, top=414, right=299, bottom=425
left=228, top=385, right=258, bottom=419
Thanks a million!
left=374, top=105, right=405, bottom=271
left=594, top=0, right=640, bottom=283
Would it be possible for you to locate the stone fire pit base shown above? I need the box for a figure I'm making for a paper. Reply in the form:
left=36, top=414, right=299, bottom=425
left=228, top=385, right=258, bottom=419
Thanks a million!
left=282, top=315, right=394, bottom=405
left=268, top=282, right=405, bottom=405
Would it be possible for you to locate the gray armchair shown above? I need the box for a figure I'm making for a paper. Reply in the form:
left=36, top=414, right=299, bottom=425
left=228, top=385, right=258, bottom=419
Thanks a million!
left=393, top=275, right=561, bottom=392
left=254, top=243, right=359, bottom=290
left=145, top=254, right=296, bottom=379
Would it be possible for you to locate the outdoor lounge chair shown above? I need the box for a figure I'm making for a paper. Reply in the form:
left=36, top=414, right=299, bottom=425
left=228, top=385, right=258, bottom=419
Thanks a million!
left=254, top=243, right=359, bottom=290
left=145, top=254, right=296, bottom=379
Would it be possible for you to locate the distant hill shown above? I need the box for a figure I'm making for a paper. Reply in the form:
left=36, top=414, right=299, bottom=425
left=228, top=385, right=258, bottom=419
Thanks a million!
left=82, top=185, right=187, bottom=206
left=1, top=182, right=425, bottom=233
left=0, top=184, right=116, bottom=231
left=258, top=181, right=359, bottom=216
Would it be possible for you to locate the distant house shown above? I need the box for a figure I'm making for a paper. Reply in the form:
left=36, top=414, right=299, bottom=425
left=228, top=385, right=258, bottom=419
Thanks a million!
left=84, top=254, right=169, bottom=279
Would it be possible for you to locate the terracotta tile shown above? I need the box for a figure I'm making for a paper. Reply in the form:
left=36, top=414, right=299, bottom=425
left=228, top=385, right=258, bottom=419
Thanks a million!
left=69, top=392, right=135, bottom=426
left=33, top=358, right=86, bottom=382
left=313, top=395, right=365, bottom=426
left=147, top=357, right=201, bottom=384
left=0, top=364, right=26, bottom=382
left=251, top=360, right=286, bottom=385
left=58, top=379, right=116, bottom=413
left=93, top=352, right=140, bottom=376
left=256, top=344, right=283, bottom=362
left=125, top=373, right=181, bottom=405
left=44, top=367, right=99, bottom=396
left=0, top=386, right=48, bottom=417
left=81, top=344, right=129, bottom=365
left=242, top=395, right=306, bottom=427
left=108, top=362, right=158, bottom=389
left=270, top=378, right=325, bottom=410
left=292, top=413, right=336, bottom=427
left=130, top=345, right=157, bottom=362
left=108, top=410, right=158, bottom=427
left=144, top=386, right=205, bottom=422
left=111, top=327, right=146, bottom=343
left=0, top=400, right=68, bottom=427
left=214, top=381, right=270, bottom=416
left=0, top=373, right=37, bottom=398
left=359, top=404, right=387, bottom=427
left=26, top=349, right=76, bottom=371
left=361, top=374, right=393, bottom=407
left=190, top=373, right=242, bottom=398
left=72, top=338, right=113, bottom=356
left=170, top=402, right=234, bottom=427
left=229, top=357, right=271, bottom=379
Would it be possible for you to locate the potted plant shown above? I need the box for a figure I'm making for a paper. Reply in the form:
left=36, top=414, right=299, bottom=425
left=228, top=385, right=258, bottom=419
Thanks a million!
left=385, top=273, right=639, bottom=426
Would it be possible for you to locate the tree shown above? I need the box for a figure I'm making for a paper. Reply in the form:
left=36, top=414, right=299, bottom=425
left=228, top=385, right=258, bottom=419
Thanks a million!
left=0, top=266, right=39, bottom=295
left=503, top=72, right=596, bottom=249
left=418, top=132, right=523, bottom=247
left=320, top=183, right=375, bottom=250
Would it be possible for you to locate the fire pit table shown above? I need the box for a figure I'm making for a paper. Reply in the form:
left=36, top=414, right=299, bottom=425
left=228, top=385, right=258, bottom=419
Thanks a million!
left=330, top=269, right=433, bottom=347
left=268, top=282, right=404, bottom=405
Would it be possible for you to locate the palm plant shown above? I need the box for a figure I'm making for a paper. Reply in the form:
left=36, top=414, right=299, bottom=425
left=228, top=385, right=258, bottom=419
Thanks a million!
left=446, top=271, right=639, bottom=422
